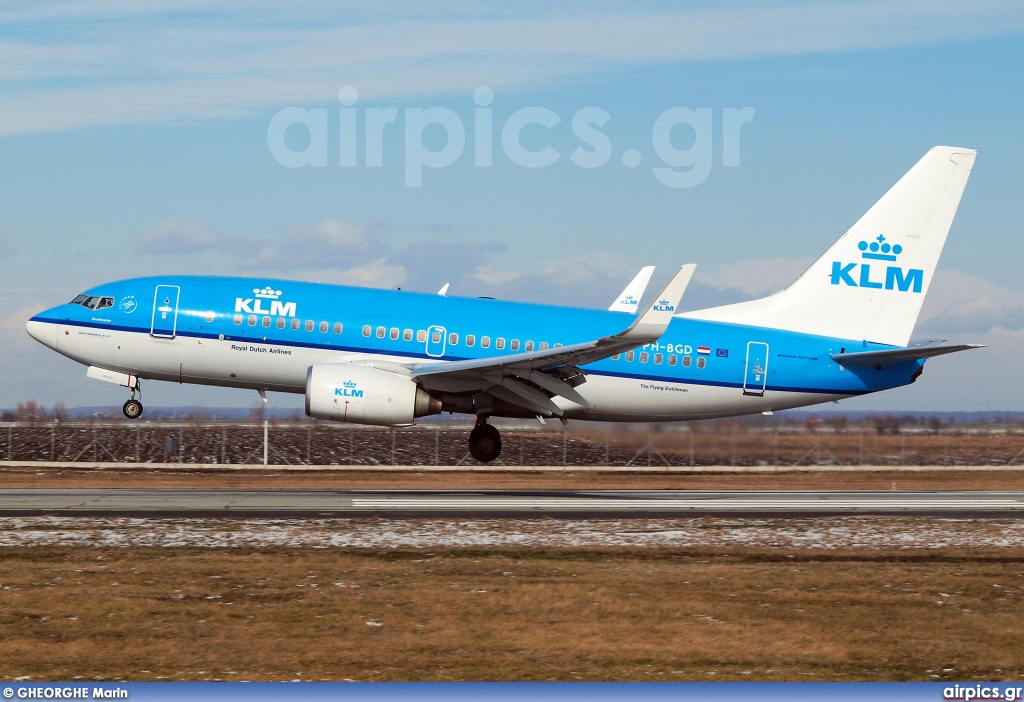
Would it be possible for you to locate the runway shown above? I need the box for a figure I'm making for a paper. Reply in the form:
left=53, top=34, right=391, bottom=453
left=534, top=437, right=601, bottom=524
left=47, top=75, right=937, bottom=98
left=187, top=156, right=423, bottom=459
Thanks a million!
left=2, top=488, right=1024, bottom=517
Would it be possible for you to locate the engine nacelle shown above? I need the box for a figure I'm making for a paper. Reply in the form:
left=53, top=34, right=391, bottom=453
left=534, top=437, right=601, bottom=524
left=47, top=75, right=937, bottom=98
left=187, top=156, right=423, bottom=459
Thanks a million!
left=305, top=362, right=440, bottom=426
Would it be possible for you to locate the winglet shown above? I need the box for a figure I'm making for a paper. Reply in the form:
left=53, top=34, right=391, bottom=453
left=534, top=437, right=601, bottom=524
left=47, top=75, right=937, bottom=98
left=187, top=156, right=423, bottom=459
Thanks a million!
left=617, top=264, right=695, bottom=341
left=608, top=266, right=655, bottom=313
left=437, top=283, right=450, bottom=296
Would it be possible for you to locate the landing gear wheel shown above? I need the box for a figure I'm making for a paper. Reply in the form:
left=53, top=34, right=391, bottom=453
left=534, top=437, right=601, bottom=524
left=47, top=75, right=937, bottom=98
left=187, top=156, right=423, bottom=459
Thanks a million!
left=123, top=399, right=143, bottom=419
left=469, top=423, right=502, bottom=463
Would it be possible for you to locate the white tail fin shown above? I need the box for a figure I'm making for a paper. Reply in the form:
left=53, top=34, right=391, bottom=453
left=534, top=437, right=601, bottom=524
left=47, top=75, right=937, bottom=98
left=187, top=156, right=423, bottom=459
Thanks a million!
left=684, top=146, right=976, bottom=346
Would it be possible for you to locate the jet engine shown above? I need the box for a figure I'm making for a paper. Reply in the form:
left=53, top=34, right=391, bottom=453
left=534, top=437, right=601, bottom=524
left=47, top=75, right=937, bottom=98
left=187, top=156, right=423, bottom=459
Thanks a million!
left=305, top=362, right=441, bottom=426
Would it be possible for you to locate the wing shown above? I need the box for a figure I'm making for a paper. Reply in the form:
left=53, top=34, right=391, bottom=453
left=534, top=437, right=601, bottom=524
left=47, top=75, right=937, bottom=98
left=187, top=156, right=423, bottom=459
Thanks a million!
left=608, top=265, right=655, bottom=313
left=410, top=265, right=696, bottom=416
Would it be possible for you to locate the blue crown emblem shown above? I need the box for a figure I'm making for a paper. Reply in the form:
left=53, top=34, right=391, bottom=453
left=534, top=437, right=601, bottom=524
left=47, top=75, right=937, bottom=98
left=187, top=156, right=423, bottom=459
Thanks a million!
left=858, top=235, right=903, bottom=262
left=342, top=380, right=357, bottom=388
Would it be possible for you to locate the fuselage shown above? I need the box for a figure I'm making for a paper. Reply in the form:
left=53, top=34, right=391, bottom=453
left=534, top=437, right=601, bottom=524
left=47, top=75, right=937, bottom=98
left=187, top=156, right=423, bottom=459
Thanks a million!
left=26, top=275, right=924, bottom=421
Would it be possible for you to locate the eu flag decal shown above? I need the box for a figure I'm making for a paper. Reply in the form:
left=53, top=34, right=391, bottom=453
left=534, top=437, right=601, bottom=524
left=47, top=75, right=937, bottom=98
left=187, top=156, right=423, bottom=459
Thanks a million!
left=716, top=348, right=729, bottom=358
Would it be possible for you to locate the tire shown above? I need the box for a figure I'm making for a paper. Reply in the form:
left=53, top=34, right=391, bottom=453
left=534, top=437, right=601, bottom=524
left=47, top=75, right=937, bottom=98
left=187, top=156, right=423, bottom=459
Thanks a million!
left=468, top=423, right=502, bottom=463
left=123, top=399, right=143, bottom=419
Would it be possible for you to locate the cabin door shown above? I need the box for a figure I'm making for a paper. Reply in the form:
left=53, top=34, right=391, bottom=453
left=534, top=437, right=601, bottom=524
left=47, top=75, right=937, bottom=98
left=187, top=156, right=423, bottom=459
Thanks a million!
left=743, top=341, right=769, bottom=396
left=150, top=285, right=181, bottom=339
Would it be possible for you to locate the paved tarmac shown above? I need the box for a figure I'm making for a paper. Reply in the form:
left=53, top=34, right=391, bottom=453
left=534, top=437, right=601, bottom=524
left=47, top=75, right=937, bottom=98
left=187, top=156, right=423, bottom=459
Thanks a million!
left=1, top=489, right=1024, bottom=518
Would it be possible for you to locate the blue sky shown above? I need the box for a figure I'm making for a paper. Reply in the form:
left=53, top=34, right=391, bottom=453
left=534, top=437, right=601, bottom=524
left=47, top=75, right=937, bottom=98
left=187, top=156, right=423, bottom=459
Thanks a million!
left=1, top=1, right=1023, bottom=411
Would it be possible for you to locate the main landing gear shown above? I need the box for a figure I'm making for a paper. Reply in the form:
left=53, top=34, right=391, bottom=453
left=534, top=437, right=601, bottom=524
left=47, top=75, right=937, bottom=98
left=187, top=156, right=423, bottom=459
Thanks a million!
left=122, top=381, right=143, bottom=419
left=468, top=418, right=502, bottom=463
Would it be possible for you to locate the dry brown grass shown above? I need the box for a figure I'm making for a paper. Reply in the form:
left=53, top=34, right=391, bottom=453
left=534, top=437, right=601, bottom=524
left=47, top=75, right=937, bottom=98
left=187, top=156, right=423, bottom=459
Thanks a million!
left=4, top=466, right=1024, bottom=491
left=2, top=544, right=1023, bottom=682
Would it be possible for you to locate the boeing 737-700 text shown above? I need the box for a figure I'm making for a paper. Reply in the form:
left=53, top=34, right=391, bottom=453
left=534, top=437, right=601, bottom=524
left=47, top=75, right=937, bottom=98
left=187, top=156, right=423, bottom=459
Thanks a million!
left=26, top=147, right=982, bottom=461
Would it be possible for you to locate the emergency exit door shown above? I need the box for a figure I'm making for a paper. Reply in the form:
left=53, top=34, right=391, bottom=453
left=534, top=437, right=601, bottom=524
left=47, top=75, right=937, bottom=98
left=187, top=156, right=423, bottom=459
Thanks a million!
left=743, top=341, right=769, bottom=396
left=426, top=325, right=446, bottom=357
left=150, top=285, right=180, bottom=339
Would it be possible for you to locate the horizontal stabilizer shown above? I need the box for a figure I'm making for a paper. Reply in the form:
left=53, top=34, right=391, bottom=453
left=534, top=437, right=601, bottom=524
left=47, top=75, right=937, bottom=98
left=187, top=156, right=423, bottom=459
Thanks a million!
left=832, top=342, right=984, bottom=367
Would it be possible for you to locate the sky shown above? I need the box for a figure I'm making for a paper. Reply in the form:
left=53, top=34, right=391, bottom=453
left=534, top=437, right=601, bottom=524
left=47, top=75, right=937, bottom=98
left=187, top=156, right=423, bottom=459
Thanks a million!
left=1, top=1, right=1023, bottom=412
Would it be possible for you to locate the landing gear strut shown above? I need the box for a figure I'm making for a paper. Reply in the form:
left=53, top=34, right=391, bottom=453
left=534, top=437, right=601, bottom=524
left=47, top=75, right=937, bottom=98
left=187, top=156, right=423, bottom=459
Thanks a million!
left=468, top=418, right=501, bottom=463
left=122, top=381, right=143, bottom=420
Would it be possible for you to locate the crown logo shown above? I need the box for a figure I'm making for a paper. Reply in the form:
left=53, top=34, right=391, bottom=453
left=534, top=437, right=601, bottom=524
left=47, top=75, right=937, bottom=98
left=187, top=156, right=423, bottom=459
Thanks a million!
left=253, top=286, right=282, bottom=299
left=858, top=235, right=903, bottom=262
left=343, top=380, right=357, bottom=388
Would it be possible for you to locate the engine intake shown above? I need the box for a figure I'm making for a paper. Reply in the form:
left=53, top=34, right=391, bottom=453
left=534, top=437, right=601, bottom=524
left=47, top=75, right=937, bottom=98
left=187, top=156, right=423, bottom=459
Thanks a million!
left=305, top=362, right=441, bottom=426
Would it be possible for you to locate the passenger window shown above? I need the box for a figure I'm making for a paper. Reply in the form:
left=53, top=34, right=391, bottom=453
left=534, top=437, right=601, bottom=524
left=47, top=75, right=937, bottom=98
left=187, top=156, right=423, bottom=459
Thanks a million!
left=554, top=343, right=562, bottom=348
left=511, top=339, right=520, bottom=351
left=417, top=330, right=427, bottom=342
left=390, top=328, right=399, bottom=340
left=432, top=330, right=441, bottom=343
left=334, top=323, right=343, bottom=334
left=466, top=334, right=475, bottom=347
left=276, top=317, right=285, bottom=329
left=403, top=329, right=413, bottom=341
left=233, top=314, right=242, bottom=325
left=668, top=354, right=677, bottom=366
left=612, top=354, right=621, bottom=361
left=539, top=342, right=548, bottom=350
left=525, top=341, right=534, bottom=352
left=204, top=312, right=214, bottom=323
left=248, top=315, right=257, bottom=326
left=639, top=352, right=649, bottom=363
left=626, top=351, right=634, bottom=362
left=654, top=353, right=663, bottom=364
left=697, top=357, right=706, bottom=369
left=496, top=338, right=506, bottom=350
left=319, top=321, right=328, bottom=333
left=291, top=319, right=300, bottom=330
left=683, top=356, right=691, bottom=367
left=362, top=325, right=371, bottom=337
left=376, top=326, right=385, bottom=338
left=305, top=320, right=314, bottom=332
left=481, top=336, right=490, bottom=348
left=262, top=316, right=271, bottom=327
left=448, top=333, right=459, bottom=345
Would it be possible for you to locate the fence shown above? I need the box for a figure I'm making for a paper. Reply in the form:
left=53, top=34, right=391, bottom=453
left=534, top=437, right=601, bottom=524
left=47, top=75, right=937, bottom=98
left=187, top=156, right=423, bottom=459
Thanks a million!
left=3, top=421, right=1024, bottom=467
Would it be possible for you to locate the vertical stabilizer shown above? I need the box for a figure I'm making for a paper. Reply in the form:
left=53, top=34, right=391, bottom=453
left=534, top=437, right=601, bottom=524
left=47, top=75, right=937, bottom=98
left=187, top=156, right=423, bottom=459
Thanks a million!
left=684, top=146, right=976, bottom=346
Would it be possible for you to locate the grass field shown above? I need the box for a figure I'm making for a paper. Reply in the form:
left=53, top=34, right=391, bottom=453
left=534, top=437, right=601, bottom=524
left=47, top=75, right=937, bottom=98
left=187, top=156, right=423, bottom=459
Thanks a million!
left=2, top=521, right=1024, bottom=682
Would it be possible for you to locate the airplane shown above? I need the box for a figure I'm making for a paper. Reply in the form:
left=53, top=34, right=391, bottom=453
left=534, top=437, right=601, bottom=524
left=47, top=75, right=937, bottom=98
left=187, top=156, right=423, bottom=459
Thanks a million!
left=26, top=146, right=982, bottom=462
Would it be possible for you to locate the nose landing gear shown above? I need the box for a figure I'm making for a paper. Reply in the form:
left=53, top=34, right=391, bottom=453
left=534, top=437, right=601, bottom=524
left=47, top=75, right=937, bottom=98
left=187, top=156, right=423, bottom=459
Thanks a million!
left=122, top=382, right=143, bottom=419
left=468, top=418, right=502, bottom=463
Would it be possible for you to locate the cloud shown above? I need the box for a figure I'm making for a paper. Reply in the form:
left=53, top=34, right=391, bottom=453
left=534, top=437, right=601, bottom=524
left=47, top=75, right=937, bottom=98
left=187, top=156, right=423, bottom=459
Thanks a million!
left=2, top=303, right=45, bottom=348
left=1, top=2, right=1022, bottom=134
left=235, top=218, right=388, bottom=271
left=387, top=240, right=507, bottom=293
left=916, top=269, right=1024, bottom=335
left=134, top=218, right=228, bottom=255
left=0, top=231, right=15, bottom=259
left=695, top=256, right=815, bottom=297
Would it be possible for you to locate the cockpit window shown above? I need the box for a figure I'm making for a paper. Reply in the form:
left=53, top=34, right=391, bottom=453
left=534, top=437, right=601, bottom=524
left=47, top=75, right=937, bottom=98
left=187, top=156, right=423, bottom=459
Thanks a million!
left=70, top=294, right=114, bottom=310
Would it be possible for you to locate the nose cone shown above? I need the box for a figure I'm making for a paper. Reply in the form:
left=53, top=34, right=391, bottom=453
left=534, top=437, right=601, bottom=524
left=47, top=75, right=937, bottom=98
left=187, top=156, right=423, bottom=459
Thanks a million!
left=26, top=318, right=57, bottom=350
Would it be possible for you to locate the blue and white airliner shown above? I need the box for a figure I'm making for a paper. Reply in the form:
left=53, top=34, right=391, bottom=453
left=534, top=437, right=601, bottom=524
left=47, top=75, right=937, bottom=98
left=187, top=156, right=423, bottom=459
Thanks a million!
left=26, top=146, right=982, bottom=461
